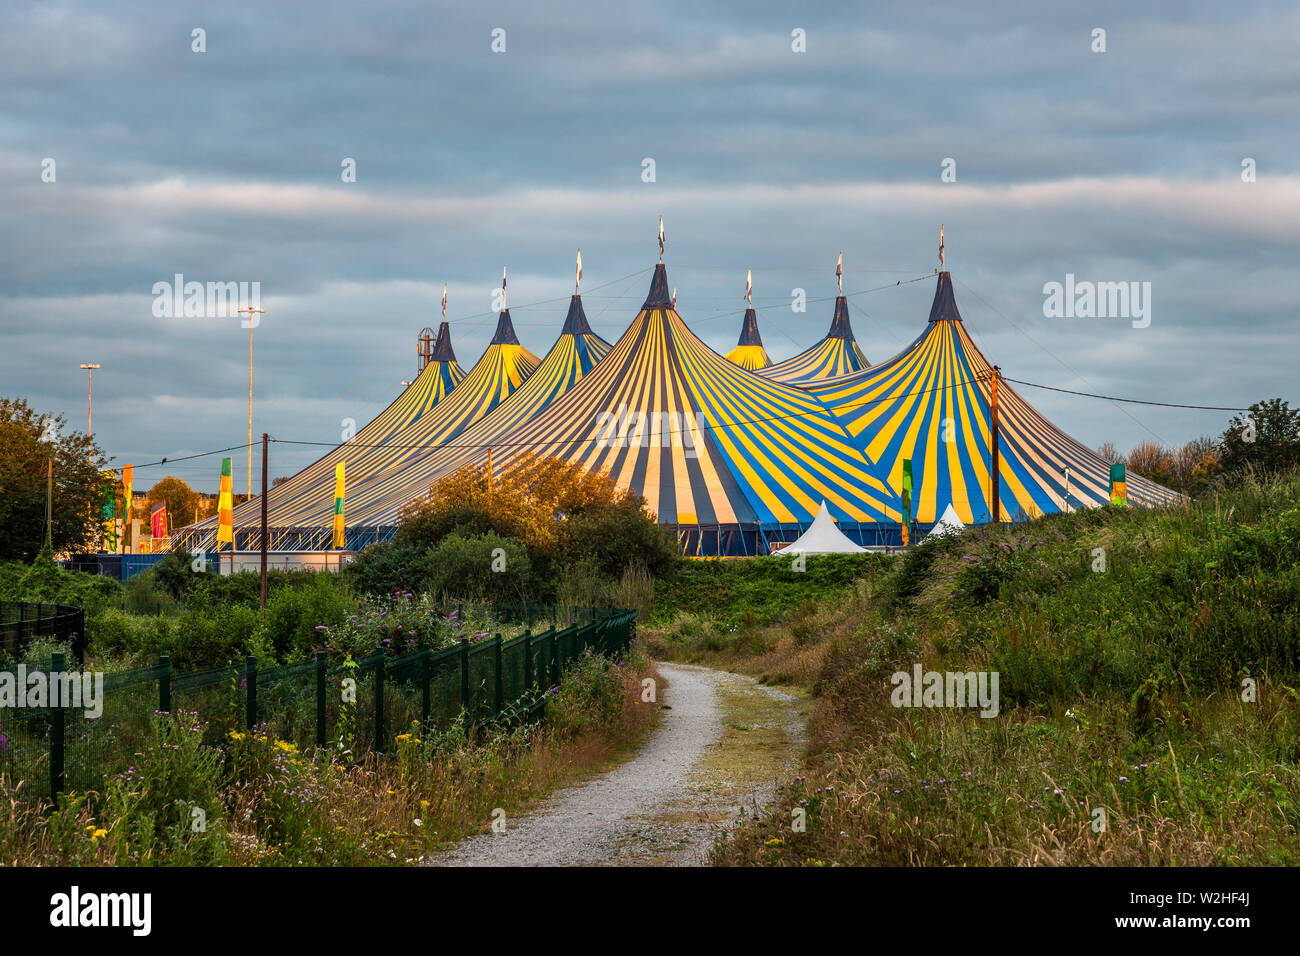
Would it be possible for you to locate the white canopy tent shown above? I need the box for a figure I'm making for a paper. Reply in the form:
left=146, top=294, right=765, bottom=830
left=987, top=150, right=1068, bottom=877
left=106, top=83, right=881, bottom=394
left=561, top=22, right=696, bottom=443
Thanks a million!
left=925, top=502, right=965, bottom=539
left=777, top=500, right=867, bottom=555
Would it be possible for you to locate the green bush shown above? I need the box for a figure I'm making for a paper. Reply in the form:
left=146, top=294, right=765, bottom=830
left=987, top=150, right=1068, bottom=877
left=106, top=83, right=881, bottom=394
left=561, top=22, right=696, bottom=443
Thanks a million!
left=421, top=532, right=531, bottom=603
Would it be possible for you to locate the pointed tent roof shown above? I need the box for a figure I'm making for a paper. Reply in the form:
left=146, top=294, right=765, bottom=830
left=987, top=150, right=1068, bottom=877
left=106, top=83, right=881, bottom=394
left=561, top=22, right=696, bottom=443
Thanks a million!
left=174, top=310, right=542, bottom=550
left=299, top=295, right=613, bottom=528
left=725, top=308, right=772, bottom=371
left=778, top=501, right=867, bottom=554
left=426, top=321, right=466, bottom=403
left=761, top=296, right=869, bottom=383
left=171, top=322, right=469, bottom=552
left=925, top=502, right=965, bottom=539
left=470, top=264, right=898, bottom=541
left=807, top=272, right=1183, bottom=523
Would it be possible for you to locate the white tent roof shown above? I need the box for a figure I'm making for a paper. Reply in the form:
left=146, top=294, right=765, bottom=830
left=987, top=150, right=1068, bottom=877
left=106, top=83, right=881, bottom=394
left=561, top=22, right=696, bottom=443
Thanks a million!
left=779, top=500, right=867, bottom=554
left=925, top=502, right=965, bottom=539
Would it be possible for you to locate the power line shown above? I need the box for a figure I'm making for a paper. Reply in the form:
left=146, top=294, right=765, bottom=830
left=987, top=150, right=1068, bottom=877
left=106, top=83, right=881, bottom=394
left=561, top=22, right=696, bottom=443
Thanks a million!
left=1004, top=378, right=1248, bottom=412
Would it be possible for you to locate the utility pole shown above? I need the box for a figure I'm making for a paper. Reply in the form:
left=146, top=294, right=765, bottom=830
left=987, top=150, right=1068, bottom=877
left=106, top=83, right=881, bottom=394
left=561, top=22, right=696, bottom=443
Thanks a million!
left=79, top=363, right=100, bottom=464
left=990, top=365, right=1001, bottom=523
left=260, top=432, right=269, bottom=610
left=46, top=459, right=53, bottom=548
left=237, top=306, right=266, bottom=498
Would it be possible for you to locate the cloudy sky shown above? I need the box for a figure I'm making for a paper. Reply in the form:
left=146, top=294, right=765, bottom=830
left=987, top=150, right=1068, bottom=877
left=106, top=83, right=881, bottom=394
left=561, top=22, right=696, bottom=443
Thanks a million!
left=3, top=0, right=1296, bottom=492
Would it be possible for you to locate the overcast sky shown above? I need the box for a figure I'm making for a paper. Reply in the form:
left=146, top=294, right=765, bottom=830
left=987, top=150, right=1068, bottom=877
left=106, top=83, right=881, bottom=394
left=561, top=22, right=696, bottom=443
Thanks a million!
left=3, top=0, right=1296, bottom=492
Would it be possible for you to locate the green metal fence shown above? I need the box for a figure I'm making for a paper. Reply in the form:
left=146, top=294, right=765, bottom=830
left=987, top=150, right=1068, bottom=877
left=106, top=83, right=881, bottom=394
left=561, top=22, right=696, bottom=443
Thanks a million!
left=0, top=606, right=637, bottom=805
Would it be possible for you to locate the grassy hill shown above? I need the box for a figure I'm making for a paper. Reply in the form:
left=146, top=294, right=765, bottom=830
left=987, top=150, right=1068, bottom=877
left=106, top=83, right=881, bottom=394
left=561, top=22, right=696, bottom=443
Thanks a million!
left=646, top=469, right=1300, bottom=865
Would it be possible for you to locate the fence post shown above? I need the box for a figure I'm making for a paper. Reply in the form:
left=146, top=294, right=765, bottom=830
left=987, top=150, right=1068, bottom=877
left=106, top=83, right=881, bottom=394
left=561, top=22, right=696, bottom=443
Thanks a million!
left=373, top=652, right=385, bottom=754
left=550, top=629, right=560, bottom=687
left=523, top=630, right=534, bottom=691
left=493, top=634, right=503, bottom=718
left=420, top=647, right=431, bottom=734
left=315, top=651, right=327, bottom=749
left=158, top=655, right=172, bottom=713
left=459, top=638, right=471, bottom=724
left=245, top=656, right=257, bottom=730
left=50, top=652, right=65, bottom=805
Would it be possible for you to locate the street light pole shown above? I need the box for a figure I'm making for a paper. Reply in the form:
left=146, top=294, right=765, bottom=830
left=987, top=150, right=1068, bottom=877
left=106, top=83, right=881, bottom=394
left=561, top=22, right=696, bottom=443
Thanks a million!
left=79, top=363, right=100, bottom=465
left=236, top=308, right=266, bottom=498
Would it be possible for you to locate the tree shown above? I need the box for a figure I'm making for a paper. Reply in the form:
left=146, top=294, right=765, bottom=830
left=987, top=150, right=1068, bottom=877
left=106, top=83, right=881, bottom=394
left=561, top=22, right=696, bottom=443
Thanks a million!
left=1125, top=441, right=1175, bottom=487
left=0, top=396, right=108, bottom=561
left=1095, top=442, right=1120, bottom=464
left=144, top=476, right=200, bottom=533
left=1219, top=398, right=1300, bottom=474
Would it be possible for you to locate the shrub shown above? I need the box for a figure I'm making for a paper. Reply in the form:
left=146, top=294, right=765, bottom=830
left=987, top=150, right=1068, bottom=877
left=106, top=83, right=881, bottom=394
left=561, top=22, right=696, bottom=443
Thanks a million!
left=421, top=532, right=531, bottom=603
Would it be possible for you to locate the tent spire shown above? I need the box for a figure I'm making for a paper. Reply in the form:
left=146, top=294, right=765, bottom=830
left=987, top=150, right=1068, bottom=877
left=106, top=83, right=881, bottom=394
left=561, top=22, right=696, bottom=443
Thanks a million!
left=501, top=265, right=508, bottom=311
left=938, top=224, right=945, bottom=273
left=658, top=215, right=665, bottom=261
left=431, top=321, right=457, bottom=362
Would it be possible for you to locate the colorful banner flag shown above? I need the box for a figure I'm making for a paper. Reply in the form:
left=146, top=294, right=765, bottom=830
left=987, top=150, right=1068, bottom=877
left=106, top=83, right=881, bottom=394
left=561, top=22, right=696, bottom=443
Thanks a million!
left=100, top=470, right=118, bottom=551
left=217, top=456, right=234, bottom=546
left=745, top=268, right=752, bottom=303
left=1109, top=462, right=1128, bottom=508
left=332, top=462, right=346, bottom=549
left=836, top=251, right=843, bottom=294
left=901, top=459, right=913, bottom=546
left=122, top=464, right=133, bottom=549
left=151, top=502, right=168, bottom=540
left=576, top=249, right=582, bottom=293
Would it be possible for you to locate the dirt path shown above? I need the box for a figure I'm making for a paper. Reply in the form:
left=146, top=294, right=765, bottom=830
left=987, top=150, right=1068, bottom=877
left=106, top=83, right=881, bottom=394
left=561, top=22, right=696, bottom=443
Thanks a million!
left=429, top=662, right=806, bottom=867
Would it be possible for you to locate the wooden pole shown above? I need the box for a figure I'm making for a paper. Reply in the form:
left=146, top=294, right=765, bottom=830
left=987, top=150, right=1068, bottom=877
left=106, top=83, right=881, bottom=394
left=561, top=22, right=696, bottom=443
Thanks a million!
left=990, top=365, right=1001, bottom=523
left=45, top=459, right=53, bottom=548
left=260, top=432, right=268, bottom=609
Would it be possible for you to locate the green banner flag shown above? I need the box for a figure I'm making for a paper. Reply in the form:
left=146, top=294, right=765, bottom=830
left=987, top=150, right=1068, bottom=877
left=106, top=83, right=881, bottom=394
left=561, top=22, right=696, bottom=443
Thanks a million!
left=901, top=459, right=913, bottom=544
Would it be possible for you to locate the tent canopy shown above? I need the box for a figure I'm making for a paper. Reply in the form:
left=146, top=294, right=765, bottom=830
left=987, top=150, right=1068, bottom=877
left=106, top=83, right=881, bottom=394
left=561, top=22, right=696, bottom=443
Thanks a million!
left=777, top=500, right=867, bottom=554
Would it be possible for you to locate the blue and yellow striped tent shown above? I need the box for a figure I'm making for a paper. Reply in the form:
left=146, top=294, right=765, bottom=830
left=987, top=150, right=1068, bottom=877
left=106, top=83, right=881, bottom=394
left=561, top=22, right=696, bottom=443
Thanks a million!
left=760, top=295, right=869, bottom=383
left=424, top=321, right=467, bottom=403
left=174, top=312, right=538, bottom=553
left=286, top=294, right=612, bottom=533
left=725, top=308, right=772, bottom=371
left=477, top=264, right=899, bottom=554
left=807, top=272, right=1183, bottom=524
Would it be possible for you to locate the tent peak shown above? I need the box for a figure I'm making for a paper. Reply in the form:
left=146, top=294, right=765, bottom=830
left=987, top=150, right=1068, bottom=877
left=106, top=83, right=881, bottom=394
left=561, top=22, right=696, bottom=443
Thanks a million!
left=561, top=295, right=593, bottom=335
left=737, top=307, right=764, bottom=347
left=642, top=263, right=674, bottom=310
left=827, top=296, right=854, bottom=340
left=490, top=309, right=521, bottom=345
left=927, top=271, right=964, bottom=323
left=430, top=321, right=457, bottom=362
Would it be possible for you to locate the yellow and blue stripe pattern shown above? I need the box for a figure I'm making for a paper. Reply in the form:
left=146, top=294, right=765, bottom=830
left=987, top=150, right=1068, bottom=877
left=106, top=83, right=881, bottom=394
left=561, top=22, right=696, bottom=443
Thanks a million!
left=761, top=296, right=869, bottom=383
left=808, top=273, right=1183, bottom=523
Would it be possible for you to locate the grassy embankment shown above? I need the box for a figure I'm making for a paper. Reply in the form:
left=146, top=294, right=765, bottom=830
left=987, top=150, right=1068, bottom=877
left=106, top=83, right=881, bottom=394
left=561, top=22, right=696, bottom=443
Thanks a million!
left=645, top=471, right=1300, bottom=865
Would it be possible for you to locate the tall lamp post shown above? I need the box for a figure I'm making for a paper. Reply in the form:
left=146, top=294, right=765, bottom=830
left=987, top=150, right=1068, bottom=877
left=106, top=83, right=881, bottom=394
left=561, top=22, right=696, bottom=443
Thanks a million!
left=79, top=363, right=100, bottom=464
left=237, top=307, right=266, bottom=499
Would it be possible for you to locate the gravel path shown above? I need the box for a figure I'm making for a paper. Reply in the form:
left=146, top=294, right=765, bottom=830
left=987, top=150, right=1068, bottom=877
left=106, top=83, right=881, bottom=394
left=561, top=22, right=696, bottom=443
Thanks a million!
left=429, top=662, right=804, bottom=867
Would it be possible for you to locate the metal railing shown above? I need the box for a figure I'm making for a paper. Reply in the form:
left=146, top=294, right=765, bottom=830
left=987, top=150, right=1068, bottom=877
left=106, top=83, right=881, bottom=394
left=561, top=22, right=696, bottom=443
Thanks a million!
left=0, top=601, right=86, bottom=663
left=0, top=606, right=637, bottom=804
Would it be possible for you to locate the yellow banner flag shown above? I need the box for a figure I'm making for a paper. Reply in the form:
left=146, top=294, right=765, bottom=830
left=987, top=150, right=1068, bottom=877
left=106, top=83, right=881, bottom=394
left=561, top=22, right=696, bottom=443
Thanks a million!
left=332, top=462, right=346, bottom=549
left=217, top=456, right=234, bottom=545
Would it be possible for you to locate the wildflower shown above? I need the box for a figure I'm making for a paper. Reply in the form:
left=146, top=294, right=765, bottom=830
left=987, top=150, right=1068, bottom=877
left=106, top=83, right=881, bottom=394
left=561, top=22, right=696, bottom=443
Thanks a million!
left=91, top=828, right=108, bottom=842
left=763, top=837, right=785, bottom=847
